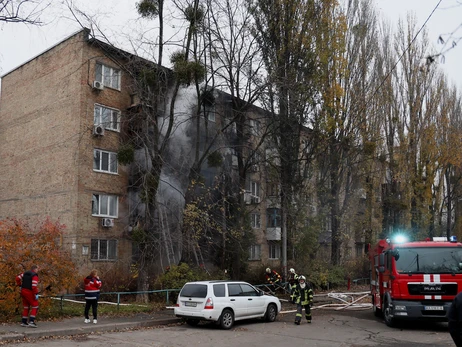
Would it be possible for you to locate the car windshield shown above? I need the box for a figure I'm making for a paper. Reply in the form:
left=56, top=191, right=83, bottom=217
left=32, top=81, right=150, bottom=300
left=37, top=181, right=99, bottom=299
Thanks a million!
left=180, top=284, right=207, bottom=298
left=395, top=247, right=462, bottom=274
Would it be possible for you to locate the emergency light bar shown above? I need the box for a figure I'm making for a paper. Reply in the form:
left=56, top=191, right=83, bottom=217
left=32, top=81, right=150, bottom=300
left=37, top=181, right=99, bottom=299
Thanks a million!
left=433, top=237, right=448, bottom=242
left=392, top=234, right=408, bottom=244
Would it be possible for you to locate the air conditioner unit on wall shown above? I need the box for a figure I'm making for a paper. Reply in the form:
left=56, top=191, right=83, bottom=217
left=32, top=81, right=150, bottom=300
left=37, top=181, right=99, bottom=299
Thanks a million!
left=93, top=124, right=105, bottom=136
left=101, top=218, right=114, bottom=228
left=92, top=80, right=104, bottom=90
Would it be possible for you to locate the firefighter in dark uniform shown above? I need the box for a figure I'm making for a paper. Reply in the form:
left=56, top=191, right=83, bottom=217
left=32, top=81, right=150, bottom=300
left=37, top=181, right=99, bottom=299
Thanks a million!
left=448, top=290, right=462, bottom=346
left=265, top=268, right=282, bottom=292
left=292, top=275, right=313, bottom=325
left=288, top=268, right=299, bottom=300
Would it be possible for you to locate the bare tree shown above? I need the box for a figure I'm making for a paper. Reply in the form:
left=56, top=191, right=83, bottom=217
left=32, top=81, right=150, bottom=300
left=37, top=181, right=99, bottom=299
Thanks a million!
left=0, top=0, right=51, bottom=24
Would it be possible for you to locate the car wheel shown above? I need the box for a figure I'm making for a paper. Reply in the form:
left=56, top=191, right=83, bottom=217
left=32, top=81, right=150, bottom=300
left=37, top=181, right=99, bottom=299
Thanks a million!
left=186, top=319, right=200, bottom=326
left=265, top=303, right=277, bottom=322
left=383, top=299, right=395, bottom=327
left=373, top=297, right=382, bottom=318
left=219, top=309, right=234, bottom=329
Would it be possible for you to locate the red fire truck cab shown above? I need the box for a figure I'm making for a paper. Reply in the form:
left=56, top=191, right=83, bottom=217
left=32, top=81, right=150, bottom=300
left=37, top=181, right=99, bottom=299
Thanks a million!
left=370, top=236, right=462, bottom=327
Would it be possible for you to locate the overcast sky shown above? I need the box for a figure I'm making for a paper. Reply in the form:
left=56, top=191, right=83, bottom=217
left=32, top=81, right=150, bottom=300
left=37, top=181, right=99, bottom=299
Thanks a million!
left=0, top=0, right=461, bottom=89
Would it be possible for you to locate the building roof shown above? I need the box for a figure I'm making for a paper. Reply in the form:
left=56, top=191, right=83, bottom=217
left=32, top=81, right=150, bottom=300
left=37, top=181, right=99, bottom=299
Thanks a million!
left=1, top=28, right=89, bottom=79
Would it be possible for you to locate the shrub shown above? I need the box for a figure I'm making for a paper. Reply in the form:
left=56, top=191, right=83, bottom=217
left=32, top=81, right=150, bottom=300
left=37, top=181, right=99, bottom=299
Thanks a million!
left=0, top=218, right=78, bottom=322
left=152, top=263, right=227, bottom=291
left=305, top=260, right=346, bottom=291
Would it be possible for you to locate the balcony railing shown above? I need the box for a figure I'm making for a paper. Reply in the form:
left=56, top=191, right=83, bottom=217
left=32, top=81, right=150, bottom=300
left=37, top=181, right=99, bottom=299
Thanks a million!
left=266, top=227, right=281, bottom=241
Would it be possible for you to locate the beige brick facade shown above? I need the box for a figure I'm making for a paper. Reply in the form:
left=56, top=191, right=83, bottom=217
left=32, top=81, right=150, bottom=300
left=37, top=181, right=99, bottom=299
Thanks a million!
left=0, top=30, right=132, bottom=274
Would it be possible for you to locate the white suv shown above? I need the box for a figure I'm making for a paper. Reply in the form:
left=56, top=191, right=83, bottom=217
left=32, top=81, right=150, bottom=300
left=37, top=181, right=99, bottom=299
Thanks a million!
left=174, top=280, right=281, bottom=329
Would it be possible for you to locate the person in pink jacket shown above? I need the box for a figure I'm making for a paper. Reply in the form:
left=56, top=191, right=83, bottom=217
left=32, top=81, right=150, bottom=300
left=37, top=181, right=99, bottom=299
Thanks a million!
left=83, top=269, right=102, bottom=324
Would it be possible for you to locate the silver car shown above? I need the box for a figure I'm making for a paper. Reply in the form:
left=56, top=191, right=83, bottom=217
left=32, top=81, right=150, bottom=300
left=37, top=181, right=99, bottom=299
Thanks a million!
left=174, top=280, right=281, bottom=329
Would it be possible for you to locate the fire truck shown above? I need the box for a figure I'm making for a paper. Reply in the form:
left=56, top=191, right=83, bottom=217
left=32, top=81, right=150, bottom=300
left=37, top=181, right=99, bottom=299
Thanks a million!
left=370, top=236, right=462, bottom=327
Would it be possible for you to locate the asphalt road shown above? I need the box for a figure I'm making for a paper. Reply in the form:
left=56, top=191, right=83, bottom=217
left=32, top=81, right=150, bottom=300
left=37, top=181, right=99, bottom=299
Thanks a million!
left=5, top=308, right=455, bottom=347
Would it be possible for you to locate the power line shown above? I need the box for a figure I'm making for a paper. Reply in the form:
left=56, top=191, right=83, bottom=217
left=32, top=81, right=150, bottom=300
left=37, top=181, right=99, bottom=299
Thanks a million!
left=369, top=0, right=443, bottom=106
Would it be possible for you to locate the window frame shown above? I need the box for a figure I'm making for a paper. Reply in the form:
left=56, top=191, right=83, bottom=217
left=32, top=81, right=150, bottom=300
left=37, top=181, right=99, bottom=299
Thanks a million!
left=93, top=148, right=118, bottom=174
left=95, top=62, right=121, bottom=90
left=90, top=239, right=117, bottom=261
left=267, top=183, right=280, bottom=197
left=250, top=213, right=261, bottom=229
left=92, top=194, right=118, bottom=218
left=249, top=244, right=261, bottom=260
left=246, top=180, right=260, bottom=203
left=268, top=242, right=281, bottom=260
left=202, top=104, right=216, bottom=122
left=249, top=118, right=260, bottom=136
left=94, top=104, right=121, bottom=132
left=266, top=208, right=282, bottom=228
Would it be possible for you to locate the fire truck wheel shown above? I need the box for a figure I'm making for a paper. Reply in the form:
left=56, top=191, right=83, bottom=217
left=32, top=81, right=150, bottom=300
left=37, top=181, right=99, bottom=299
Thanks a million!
left=383, top=299, right=395, bottom=327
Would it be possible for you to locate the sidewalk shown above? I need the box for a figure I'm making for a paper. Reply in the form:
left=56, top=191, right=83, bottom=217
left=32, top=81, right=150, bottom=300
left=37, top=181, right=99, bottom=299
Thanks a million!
left=0, top=309, right=181, bottom=344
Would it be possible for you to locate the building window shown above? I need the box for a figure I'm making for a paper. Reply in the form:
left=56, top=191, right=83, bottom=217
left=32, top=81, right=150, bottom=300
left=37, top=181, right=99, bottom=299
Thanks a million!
left=268, top=242, right=280, bottom=259
left=249, top=118, right=260, bottom=136
left=95, top=62, right=121, bottom=90
left=249, top=244, right=261, bottom=260
left=251, top=213, right=261, bottom=228
left=267, top=208, right=281, bottom=228
left=202, top=104, right=216, bottom=122
left=265, top=147, right=280, bottom=166
left=82, top=245, right=89, bottom=255
left=267, top=183, right=280, bottom=197
left=92, top=194, right=118, bottom=217
left=94, top=149, right=118, bottom=174
left=246, top=180, right=260, bottom=203
left=91, top=239, right=117, bottom=260
left=94, top=104, right=120, bottom=131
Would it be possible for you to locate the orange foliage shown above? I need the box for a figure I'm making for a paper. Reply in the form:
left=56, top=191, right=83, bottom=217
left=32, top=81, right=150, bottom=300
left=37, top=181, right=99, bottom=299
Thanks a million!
left=0, top=218, right=78, bottom=321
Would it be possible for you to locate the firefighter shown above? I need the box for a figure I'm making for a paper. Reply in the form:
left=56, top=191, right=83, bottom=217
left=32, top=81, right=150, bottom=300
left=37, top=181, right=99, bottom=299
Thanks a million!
left=288, top=268, right=299, bottom=300
left=448, top=290, right=462, bottom=346
left=15, top=265, right=40, bottom=328
left=292, top=275, right=313, bottom=325
left=265, top=268, right=282, bottom=292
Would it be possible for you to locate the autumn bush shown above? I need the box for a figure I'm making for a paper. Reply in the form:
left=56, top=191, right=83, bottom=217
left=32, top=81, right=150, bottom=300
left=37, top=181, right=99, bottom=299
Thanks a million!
left=0, top=218, right=78, bottom=322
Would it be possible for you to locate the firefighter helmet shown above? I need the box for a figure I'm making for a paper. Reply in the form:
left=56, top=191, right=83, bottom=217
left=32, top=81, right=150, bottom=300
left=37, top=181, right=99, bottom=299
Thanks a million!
left=289, top=268, right=295, bottom=274
left=266, top=268, right=271, bottom=273
left=299, top=275, right=306, bottom=282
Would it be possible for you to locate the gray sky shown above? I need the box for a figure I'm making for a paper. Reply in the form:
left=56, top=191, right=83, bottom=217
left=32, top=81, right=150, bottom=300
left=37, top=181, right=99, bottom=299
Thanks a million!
left=377, top=0, right=462, bottom=90
left=0, top=0, right=461, bottom=89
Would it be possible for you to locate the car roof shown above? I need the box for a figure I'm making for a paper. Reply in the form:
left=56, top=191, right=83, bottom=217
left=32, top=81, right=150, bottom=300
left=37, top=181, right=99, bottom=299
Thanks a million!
left=183, top=280, right=252, bottom=285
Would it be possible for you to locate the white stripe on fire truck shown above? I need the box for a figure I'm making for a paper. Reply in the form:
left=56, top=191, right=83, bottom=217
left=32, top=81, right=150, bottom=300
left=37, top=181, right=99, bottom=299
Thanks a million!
left=423, top=274, right=442, bottom=300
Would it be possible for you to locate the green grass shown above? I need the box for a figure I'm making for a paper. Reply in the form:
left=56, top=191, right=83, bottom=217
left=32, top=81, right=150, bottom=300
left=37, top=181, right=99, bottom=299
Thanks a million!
left=41, top=300, right=159, bottom=319
left=4, top=299, right=167, bottom=324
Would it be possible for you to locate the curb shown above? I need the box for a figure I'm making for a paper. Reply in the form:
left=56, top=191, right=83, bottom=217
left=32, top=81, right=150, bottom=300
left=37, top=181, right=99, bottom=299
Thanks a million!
left=0, top=318, right=181, bottom=343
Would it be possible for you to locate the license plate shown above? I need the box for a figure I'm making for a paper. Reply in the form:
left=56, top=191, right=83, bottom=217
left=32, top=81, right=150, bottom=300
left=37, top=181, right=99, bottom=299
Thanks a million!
left=184, top=302, right=197, bottom=307
left=424, top=306, right=443, bottom=311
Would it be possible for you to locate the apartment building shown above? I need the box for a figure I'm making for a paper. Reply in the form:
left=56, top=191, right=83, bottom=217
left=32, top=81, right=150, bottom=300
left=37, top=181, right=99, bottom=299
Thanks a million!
left=0, top=29, right=133, bottom=273
left=0, top=28, right=288, bottom=275
left=1, top=28, right=371, bottom=279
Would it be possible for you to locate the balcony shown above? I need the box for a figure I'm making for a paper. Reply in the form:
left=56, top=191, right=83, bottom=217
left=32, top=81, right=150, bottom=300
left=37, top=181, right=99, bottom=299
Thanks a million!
left=266, top=227, right=281, bottom=241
